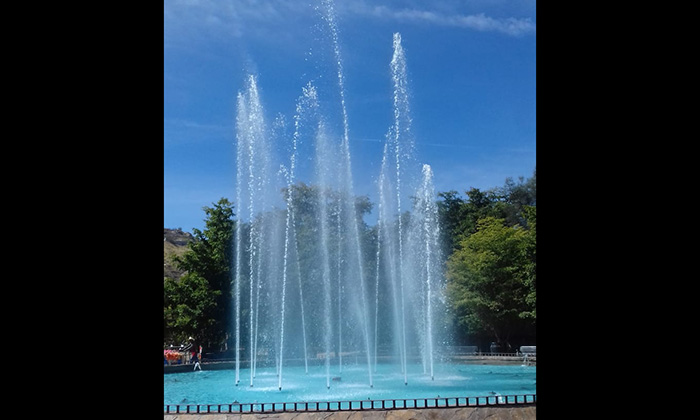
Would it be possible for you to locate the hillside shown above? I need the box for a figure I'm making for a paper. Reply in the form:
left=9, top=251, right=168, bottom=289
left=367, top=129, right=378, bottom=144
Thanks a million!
left=164, top=228, right=194, bottom=280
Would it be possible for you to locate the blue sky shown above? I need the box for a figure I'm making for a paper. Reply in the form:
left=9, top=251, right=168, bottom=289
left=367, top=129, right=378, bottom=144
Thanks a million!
left=164, top=0, right=536, bottom=232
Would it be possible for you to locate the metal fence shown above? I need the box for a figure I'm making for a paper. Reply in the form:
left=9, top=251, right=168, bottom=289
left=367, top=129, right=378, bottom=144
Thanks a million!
left=164, top=394, right=536, bottom=414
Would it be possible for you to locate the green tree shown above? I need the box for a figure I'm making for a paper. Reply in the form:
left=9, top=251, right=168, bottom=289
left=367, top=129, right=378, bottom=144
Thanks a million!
left=446, top=216, right=534, bottom=350
left=519, top=206, right=536, bottom=322
left=168, top=198, right=236, bottom=350
left=437, top=187, right=503, bottom=256
left=281, top=182, right=374, bottom=348
left=164, top=273, right=220, bottom=345
left=498, top=168, right=536, bottom=228
left=437, top=190, right=466, bottom=253
left=462, top=187, right=503, bottom=235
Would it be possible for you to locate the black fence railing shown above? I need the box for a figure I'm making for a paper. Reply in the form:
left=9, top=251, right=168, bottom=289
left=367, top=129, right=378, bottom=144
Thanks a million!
left=164, top=394, right=536, bottom=414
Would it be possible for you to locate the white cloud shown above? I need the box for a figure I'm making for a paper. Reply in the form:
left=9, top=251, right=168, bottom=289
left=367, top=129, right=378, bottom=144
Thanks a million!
left=167, top=119, right=229, bottom=132
left=164, top=118, right=232, bottom=145
left=348, top=4, right=535, bottom=36
left=165, top=0, right=536, bottom=47
left=164, top=0, right=308, bottom=44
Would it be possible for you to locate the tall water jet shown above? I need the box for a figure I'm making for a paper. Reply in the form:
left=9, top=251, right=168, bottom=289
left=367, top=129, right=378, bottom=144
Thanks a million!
left=277, top=162, right=290, bottom=390
left=335, top=199, right=343, bottom=374
left=234, top=75, right=268, bottom=386
left=291, top=207, right=309, bottom=376
left=297, top=85, right=319, bottom=378
left=373, top=142, right=391, bottom=374
left=233, top=92, right=244, bottom=387
left=252, top=115, right=287, bottom=382
left=278, top=83, right=318, bottom=390
left=321, top=0, right=373, bottom=388
left=414, top=164, right=440, bottom=380
left=376, top=140, right=403, bottom=374
left=389, top=32, right=415, bottom=385
left=373, top=170, right=382, bottom=374
left=314, top=121, right=335, bottom=389
left=250, top=116, right=276, bottom=386
left=228, top=6, right=450, bottom=393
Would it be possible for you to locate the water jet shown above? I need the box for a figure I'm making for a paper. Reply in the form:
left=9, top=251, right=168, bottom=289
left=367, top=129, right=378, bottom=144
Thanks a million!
left=230, top=1, right=446, bottom=392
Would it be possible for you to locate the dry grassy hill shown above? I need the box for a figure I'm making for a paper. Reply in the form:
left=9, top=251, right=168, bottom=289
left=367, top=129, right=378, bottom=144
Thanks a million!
left=164, top=228, right=194, bottom=280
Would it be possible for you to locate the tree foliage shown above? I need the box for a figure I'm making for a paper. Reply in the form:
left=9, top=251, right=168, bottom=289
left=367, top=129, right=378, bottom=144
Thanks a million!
left=164, top=273, right=220, bottom=345
left=163, top=170, right=535, bottom=353
left=279, top=182, right=375, bottom=352
left=439, top=169, right=536, bottom=349
left=164, top=198, right=235, bottom=349
left=446, top=216, right=535, bottom=349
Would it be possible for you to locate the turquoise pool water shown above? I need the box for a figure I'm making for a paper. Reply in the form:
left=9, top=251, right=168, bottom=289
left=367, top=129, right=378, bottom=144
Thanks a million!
left=164, top=362, right=536, bottom=406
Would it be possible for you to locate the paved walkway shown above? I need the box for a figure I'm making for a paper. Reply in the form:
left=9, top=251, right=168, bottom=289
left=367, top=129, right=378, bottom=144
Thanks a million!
left=164, top=405, right=536, bottom=419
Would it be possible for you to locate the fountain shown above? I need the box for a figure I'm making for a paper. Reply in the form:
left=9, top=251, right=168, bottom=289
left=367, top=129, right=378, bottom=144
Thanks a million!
left=164, top=3, right=537, bottom=411
left=231, top=0, right=447, bottom=392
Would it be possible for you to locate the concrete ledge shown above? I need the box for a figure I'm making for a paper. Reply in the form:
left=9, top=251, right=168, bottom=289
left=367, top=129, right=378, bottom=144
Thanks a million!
left=164, top=405, right=535, bottom=419
left=165, top=356, right=535, bottom=374
left=165, top=361, right=240, bottom=374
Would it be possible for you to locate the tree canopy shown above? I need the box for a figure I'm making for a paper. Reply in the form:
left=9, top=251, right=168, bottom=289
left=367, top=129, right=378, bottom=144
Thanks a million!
left=163, top=170, right=536, bottom=352
left=446, top=214, right=535, bottom=349
left=439, top=170, right=536, bottom=350
left=164, top=198, right=235, bottom=349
